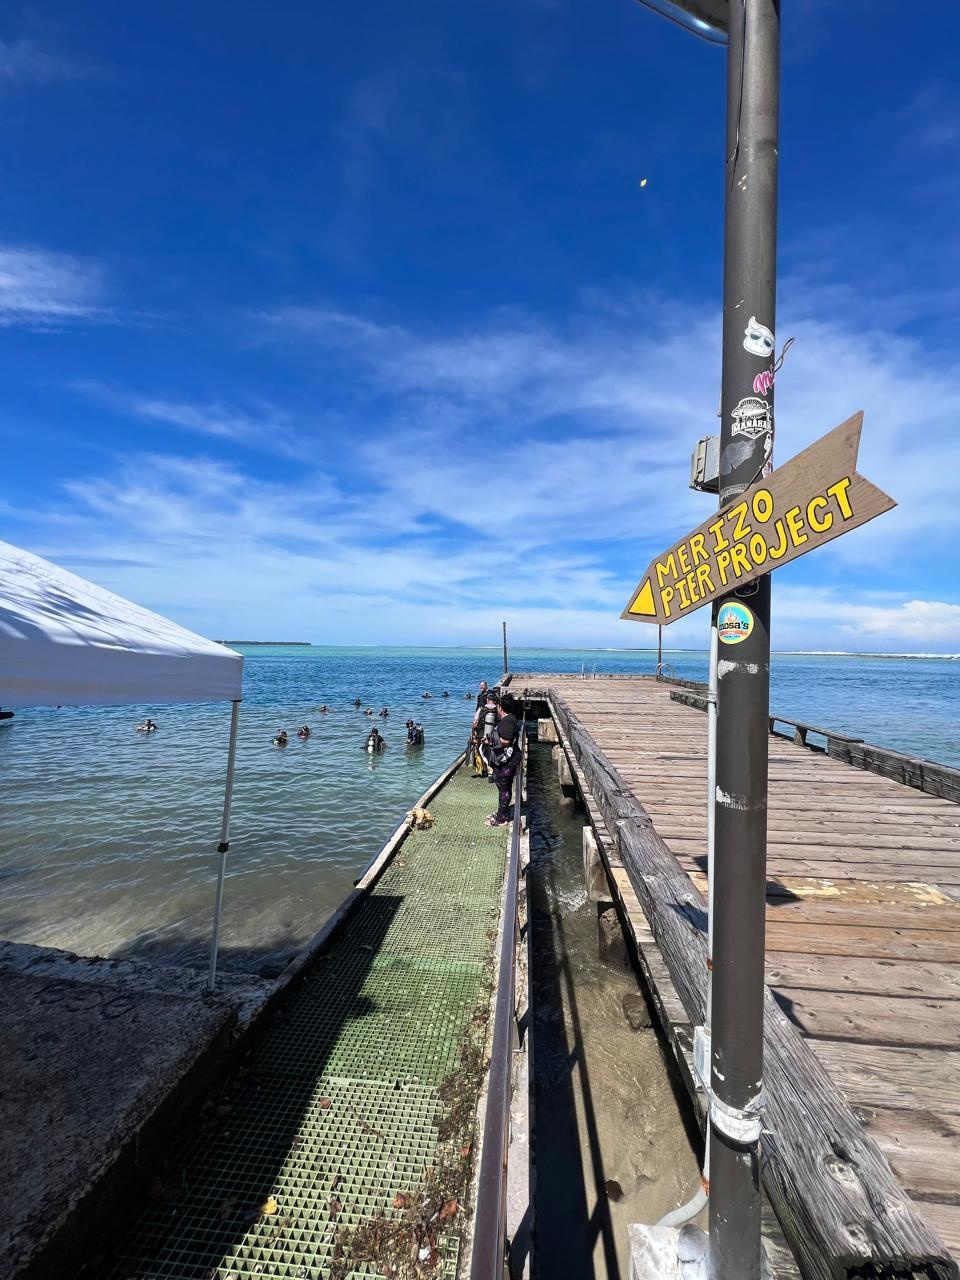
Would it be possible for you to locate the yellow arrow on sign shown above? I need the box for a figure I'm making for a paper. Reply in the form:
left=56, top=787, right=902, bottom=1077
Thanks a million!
left=628, top=578, right=657, bottom=618
left=622, top=411, right=895, bottom=626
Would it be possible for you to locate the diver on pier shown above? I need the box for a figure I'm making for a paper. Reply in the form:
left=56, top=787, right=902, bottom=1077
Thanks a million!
left=475, top=680, right=502, bottom=711
left=482, top=712, right=520, bottom=827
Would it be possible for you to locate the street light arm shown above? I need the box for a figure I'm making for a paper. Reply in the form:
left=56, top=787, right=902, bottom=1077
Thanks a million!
left=634, top=0, right=729, bottom=44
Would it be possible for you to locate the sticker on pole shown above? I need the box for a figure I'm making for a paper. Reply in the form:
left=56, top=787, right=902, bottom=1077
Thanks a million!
left=717, top=602, right=754, bottom=644
left=621, top=411, right=895, bottom=626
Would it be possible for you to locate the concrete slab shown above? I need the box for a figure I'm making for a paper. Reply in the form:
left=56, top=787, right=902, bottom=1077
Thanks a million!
left=0, top=941, right=271, bottom=1280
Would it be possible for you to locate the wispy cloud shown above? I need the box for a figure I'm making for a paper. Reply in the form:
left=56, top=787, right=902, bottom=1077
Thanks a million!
left=72, top=381, right=314, bottom=459
left=0, top=38, right=80, bottom=86
left=255, top=289, right=960, bottom=574
left=895, top=83, right=960, bottom=152
left=0, top=245, right=108, bottom=328
left=10, top=283, right=960, bottom=650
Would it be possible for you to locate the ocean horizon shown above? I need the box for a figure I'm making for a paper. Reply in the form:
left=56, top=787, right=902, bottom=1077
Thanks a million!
left=1, top=645, right=956, bottom=978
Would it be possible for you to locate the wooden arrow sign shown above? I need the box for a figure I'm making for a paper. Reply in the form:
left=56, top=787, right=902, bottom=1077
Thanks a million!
left=622, top=411, right=895, bottom=625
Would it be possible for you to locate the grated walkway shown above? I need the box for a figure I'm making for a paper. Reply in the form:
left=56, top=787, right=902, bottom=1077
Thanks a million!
left=102, top=765, right=507, bottom=1280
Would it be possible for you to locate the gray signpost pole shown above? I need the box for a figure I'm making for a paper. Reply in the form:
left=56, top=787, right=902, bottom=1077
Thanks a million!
left=709, top=2, right=780, bottom=1277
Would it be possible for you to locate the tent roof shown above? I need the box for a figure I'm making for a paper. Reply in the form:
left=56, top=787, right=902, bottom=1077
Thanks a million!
left=0, top=540, right=243, bottom=709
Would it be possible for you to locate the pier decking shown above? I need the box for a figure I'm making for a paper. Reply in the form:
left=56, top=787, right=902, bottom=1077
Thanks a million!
left=515, top=673, right=960, bottom=1273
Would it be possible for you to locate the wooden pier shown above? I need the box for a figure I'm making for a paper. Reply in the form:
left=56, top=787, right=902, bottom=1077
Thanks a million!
left=513, top=673, right=960, bottom=1278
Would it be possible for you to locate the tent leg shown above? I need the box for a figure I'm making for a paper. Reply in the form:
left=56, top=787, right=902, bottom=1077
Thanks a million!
left=207, top=699, right=241, bottom=994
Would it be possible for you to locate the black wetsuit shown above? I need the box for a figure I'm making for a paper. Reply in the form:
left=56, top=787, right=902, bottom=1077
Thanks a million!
left=485, top=732, right=521, bottom=822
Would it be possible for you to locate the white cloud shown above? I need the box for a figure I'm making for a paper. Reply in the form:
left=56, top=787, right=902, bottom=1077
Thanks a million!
left=72, top=382, right=314, bottom=459
left=0, top=245, right=108, bottom=328
left=256, top=292, right=960, bottom=580
left=10, top=286, right=960, bottom=650
left=0, top=38, right=78, bottom=86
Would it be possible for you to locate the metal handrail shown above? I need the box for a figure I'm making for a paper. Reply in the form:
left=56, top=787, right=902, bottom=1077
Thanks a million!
left=470, top=724, right=525, bottom=1280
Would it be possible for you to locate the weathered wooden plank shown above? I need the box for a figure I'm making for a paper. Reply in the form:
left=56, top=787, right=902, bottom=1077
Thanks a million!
left=830, top=740, right=960, bottom=803
left=763, top=923, right=960, bottom=964
left=763, top=902, right=960, bottom=933
left=809, top=1042, right=960, bottom=1115
left=769, top=987, right=960, bottom=1048
left=764, top=953, right=960, bottom=999
left=921, top=1204, right=960, bottom=1262
left=856, top=1107, right=960, bottom=1199
left=666, top=834, right=960, bottom=868
left=548, top=691, right=957, bottom=1280
left=690, top=871, right=956, bottom=909
left=659, top=818, right=960, bottom=850
left=677, top=854, right=960, bottom=887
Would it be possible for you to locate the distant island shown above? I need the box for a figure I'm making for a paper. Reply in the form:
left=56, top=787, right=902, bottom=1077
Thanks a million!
left=218, top=640, right=312, bottom=646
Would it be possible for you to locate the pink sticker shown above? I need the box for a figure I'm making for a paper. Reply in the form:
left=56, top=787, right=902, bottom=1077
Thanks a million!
left=753, top=367, right=774, bottom=396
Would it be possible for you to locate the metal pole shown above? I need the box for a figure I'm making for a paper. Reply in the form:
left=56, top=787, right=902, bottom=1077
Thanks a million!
left=709, top=2, right=779, bottom=1277
left=657, top=624, right=663, bottom=674
left=207, top=698, right=241, bottom=994
left=502, top=620, right=508, bottom=677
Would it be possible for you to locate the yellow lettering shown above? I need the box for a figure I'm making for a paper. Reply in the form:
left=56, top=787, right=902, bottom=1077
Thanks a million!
left=709, top=517, right=729, bottom=554
left=716, top=549, right=731, bottom=587
left=661, top=585, right=675, bottom=618
left=785, top=505, right=807, bottom=547
left=730, top=542, right=752, bottom=578
left=730, top=500, right=751, bottom=543
left=685, top=572, right=699, bottom=604
left=827, top=476, right=853, bottom=519
left=656, top=553, right=678, bottom=588
left=806, top=495, right=832, bottom=533
left=696, top=562, right=715, bottom=597
left=750, top=533, right=768, bottom=565
left=767, top=518, right=789, bottom=560
left=751, top=487, right=773, bottom=523
left=677, top=542, right=691, bottom=574
left=690, top=533, right=708, bottom=565
left=676, top=576, right=691, bottom=609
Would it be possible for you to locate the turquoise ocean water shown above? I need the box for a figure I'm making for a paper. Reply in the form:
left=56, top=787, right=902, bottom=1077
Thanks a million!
left=0, top=646, right=956, bottom=973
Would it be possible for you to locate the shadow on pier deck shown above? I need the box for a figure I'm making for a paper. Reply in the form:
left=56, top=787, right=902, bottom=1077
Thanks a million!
left=513, top=672, right=960, bottom=1279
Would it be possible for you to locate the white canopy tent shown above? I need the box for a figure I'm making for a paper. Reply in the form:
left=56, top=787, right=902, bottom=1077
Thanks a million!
left=0, top=539, right=244, bottom=990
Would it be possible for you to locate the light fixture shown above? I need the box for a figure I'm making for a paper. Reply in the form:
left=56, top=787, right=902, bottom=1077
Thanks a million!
left=634, top=0, right=729, bottom=45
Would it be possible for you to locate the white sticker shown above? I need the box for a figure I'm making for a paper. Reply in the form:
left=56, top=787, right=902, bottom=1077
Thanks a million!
left=743, top=316, right=775, bottom=359
left=731, top=396, right=772, bottom=440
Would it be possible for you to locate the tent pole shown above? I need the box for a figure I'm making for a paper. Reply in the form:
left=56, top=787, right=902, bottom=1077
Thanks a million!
left=207, top=698, right=241, bottom=994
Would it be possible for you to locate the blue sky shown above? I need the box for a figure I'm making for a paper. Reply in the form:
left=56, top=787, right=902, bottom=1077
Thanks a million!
left=2, top=0, right=960, bottom=652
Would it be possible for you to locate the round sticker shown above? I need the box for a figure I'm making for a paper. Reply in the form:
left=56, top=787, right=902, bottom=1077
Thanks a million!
left=717, top=602, right=754, bottom=645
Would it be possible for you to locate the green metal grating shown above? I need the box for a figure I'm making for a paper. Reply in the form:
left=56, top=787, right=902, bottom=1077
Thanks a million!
left=102, top=766, right=507, bottom=1280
